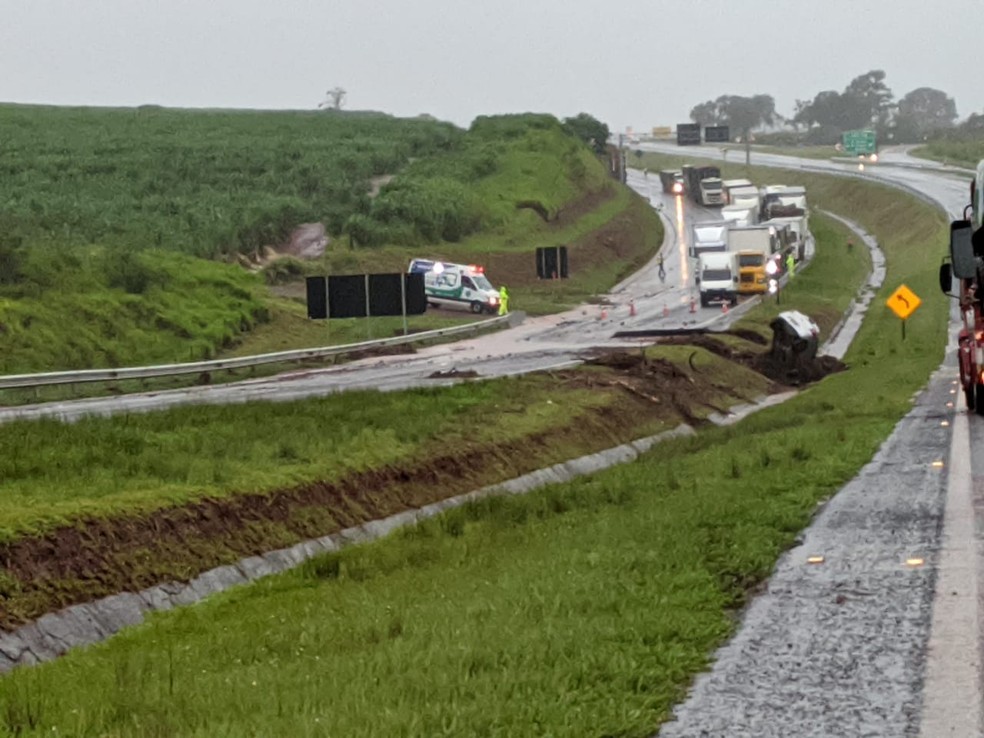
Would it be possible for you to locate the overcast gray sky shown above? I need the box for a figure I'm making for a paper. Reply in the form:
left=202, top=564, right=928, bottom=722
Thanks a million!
left=1, top=0, right=978, bottom=132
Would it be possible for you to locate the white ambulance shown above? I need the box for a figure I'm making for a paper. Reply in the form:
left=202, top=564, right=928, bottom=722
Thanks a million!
left=408, top=259, right=501, bottom=314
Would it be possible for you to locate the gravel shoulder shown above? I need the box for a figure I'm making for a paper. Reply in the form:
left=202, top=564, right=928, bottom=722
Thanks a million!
left=658, top=366, right=954, bottom=737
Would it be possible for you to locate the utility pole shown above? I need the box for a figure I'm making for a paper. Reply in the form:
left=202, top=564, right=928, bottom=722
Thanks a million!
left=618, top=133, right=627, bottom=183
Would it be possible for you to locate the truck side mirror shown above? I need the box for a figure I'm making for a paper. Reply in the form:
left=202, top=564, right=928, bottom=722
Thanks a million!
left=939, top=262, right=952, bottom=295
left=951, top=220, right=976, bottom=278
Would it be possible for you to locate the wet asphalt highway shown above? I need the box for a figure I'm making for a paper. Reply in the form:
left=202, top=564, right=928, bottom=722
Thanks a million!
left=0, top=172, right=754, bottom=424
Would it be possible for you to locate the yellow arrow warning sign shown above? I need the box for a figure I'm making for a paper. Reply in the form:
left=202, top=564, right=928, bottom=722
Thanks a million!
left=887, top=284, right=922, bottom=321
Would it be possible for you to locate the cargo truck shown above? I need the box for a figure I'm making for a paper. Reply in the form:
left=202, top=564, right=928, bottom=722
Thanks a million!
left=658, top=169, right=685, bottom=195
left=699, top=177, right=725, bottom=206
left=764, top=215, right=808, bottom=260
left=721, top=203, right=758, bottom=227
left=728, top=225, right=781, bottom=295
left=729, top=186, right=761, bottom=211
left=761, top=186, right=808, bottom=222
left=696, top=251, right=740, bottom=307
left=682, top=165, right=724, bottom=206
left=722, top=179, right=754, bottom=204
left=690, top=222, right=729, bottom=258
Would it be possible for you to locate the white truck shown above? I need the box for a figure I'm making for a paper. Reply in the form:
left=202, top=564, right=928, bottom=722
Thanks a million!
left=722, top=178, right=753, bottom=204
left=690, top=222, right=729, bottom=258
left=407, top=259, right=501, bottom=314
left=696, top=251, right=740, bottom=307
left=729, top=186, right=761, bottom=212
left=699, top=177, right=725, bottom=206
left=764, top=215, right=808, bottom=260
left=761, top=185, right=808, bottom=222
left=728, top=225, right=780, bottom=295
left=721, top=203, right=758, bottom=227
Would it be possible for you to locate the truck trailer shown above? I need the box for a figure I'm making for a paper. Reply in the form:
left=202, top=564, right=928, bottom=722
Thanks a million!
left=764, top=215, right=808, bottom=261
left=722, top=179, right=754, bottom=204
left=690, top=222, right=729, bottom=258
left=721, top=203, right=758, bottom=228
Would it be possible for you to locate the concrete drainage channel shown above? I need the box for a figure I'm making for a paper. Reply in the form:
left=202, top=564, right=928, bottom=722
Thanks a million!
left=0, top=215, right=882, bottom=675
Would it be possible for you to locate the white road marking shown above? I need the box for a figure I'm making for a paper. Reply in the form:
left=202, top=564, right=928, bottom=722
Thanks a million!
left=919, top=409, right=982, bottom=736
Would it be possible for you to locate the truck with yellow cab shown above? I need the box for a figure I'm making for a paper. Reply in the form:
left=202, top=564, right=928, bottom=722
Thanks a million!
left=728, top=225, right=781, bottom=295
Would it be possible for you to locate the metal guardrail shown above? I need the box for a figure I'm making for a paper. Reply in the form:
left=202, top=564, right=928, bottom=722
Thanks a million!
left=0, top=315, right=513, bottom=390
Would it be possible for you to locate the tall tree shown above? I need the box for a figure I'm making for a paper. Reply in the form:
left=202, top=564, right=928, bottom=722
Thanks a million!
left=690, top=94, right=776, bottom=134
left=717, top=94, right=777, bottom=134
left=689, top=100, right=721, bottom=127
left=843, top=69, right=894, bottom=131
left=319, top=86, right=347, bottom=110
left=794, top=70, right=895, bottom=138
left=895, top=87, right=957, bottom=140
left=562, top=113, right=610, bottom=153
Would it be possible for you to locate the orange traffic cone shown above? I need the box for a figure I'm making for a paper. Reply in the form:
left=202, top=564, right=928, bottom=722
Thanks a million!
left=600, top=306, right=608, bottom=320
left=721, top=302, right=729, bottom=315
left=689, top=297, right=697, bottom=314
left=662, top=304, right=670, bottom=318
left=629, top=300, right=637, bottom=317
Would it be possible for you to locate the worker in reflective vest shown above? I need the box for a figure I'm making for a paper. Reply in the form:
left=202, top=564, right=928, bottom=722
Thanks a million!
left=785, top=252, right=795, bottom=279
left=499, top=286, right=510, bottom=315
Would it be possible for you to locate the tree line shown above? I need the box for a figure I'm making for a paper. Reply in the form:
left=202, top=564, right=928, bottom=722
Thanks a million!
left=689, top=69, right=978, bottom=145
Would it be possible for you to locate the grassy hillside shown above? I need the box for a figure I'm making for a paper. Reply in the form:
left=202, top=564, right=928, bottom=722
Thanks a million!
left=0, top=105, right=459, bottom=258
left=0, top=107, right=657, bottom=374
left=910, top=139, right=984, bottom=169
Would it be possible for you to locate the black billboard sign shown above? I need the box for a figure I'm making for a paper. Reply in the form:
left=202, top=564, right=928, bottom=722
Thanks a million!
left=705, top=125, right=730, bottom=143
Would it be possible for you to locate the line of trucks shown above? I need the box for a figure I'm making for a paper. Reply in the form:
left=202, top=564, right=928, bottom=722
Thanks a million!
left=659, top=172, right=809, bottom=307
left=404, top=172, right=808, bottom=316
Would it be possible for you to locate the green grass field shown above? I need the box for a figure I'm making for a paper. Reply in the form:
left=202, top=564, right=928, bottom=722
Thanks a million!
left=910, top=140, right=984, bottom=170
left=0, top=105, right=459, bottom=259
left=0, top=378, right=637, bottom=543
left=0, top=159, right=947, bottom=735
left=0, top=108, right=660, bottom=376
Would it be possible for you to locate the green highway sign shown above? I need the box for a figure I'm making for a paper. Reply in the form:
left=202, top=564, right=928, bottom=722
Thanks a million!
left=842, top=129, right=876, bottom=156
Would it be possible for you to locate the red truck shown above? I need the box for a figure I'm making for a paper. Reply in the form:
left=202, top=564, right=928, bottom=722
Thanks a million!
left=939, top=161, right=984, bottom=412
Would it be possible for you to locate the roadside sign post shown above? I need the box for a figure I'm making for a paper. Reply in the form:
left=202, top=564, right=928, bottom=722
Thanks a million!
left=400, top=272, right=408, bottom=336
left=843, top=129, right=876, bottom=157
left=886, top=284, right=922, bottom=341
left=365, top=274, right=372, bottom=341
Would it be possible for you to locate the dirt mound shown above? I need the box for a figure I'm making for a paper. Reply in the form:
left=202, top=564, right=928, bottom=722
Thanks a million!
left=428, top=368, right=480, bottom=379
left=658, top=332, right=846, bottom=387
left=283, top=223, right=329, bottom=259
left=580, top=351, right=735, bottom=424
left=752, top=353, right=847, bottom=386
